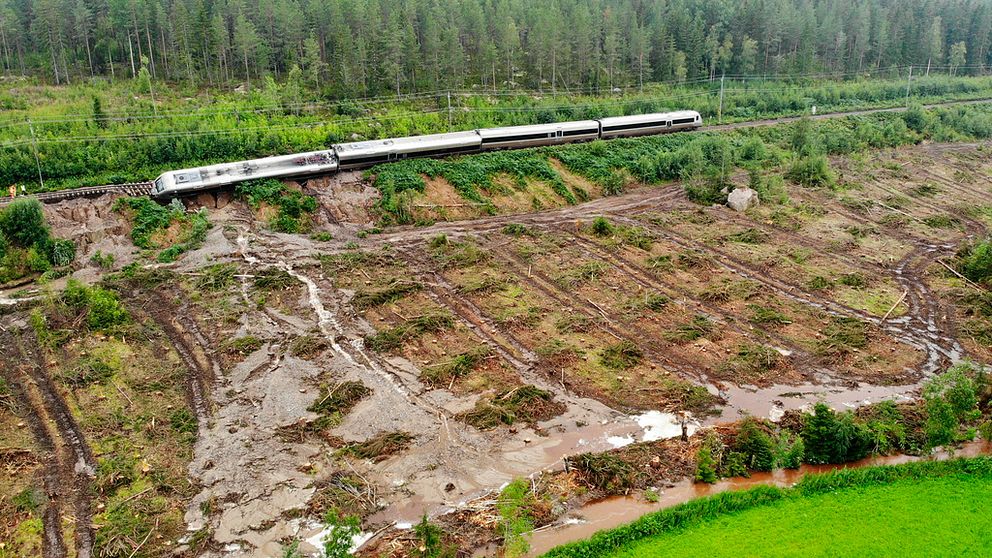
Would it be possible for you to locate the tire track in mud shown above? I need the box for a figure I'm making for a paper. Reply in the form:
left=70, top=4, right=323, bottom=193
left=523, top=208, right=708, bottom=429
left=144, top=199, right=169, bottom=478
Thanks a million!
left=489, top=242, right=718, bottom=390
left=0, top=333, right=68, bottom=558
left=618, top=215, right=959, bottom=375
left=558, top=230, right=821, bottom=375
left=860, top=174, right=986, bottom=235
left=397, top=251, right=541, bottom=381
left=6, top=330, right=97, bottom=558
left=133, top=292, right=215, bottom=422
left=377, top=186, right=689, bottom=249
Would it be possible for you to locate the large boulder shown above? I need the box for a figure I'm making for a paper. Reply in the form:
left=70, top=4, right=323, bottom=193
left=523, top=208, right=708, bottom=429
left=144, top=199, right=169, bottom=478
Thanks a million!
left=727, top=187, right=760, bottom=212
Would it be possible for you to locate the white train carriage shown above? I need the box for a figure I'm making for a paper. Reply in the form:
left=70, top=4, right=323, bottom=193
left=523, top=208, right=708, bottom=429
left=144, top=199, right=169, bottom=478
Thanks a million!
left=151, top=149, right=338, bottom=198
left=598, top=110, right=702, bottom=139
left=334, top=131, right=481, bottom=170
left=150, top=108, right=704, bottom=199
left=477, top=120, right=601, bottom=150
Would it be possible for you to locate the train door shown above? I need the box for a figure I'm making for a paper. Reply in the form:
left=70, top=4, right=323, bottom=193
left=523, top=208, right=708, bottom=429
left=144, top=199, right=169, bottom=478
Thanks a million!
left=554, top=128, right=564, bottom=143
left=388, top=152, right=398, bottom=162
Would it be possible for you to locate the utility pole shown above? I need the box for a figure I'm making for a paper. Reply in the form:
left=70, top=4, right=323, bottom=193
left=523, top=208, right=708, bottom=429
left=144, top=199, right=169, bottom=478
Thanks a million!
left=717, top=73, right=725, bottom=124
left=27, top=119, right=44, bottom=190
left=447, top=91, right=452, bottom=132
left=905, top=65, right=913, bottom=106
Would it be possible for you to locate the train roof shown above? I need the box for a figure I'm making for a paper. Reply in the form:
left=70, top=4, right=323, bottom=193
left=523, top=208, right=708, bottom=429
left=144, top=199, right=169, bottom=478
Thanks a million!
left=477, top=120, right=600, bottom=138
left=334, top=131, right=481, bottom=157
left=598, top=111, right=700, bottom=126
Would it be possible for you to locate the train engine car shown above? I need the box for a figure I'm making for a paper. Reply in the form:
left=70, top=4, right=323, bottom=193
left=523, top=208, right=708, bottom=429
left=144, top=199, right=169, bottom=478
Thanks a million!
left=151, top=149, right=338, bottom=199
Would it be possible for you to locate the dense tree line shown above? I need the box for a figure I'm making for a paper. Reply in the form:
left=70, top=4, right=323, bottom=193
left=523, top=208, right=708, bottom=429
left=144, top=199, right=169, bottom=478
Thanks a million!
left=0, top=0, right=989, bottom=95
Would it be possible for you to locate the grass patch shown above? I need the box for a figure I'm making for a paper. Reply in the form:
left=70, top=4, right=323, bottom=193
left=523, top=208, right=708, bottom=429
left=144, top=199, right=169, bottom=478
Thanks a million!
left=429, top=236, right=488, bottom=269
left=194, top=263, right=238, bottom=291
left=923, top=214, right=961, bottom=229
left=699, top=279, right=759, bottom=303
left=546, top=458, right=992, bottom=558
left=306, top=381, right=372, bottom=430
left=723, top=228, right=769, bottom=244
left=719, top=343, right=782, bottom=379
left=600, top=341, right=644, bottom=370
left=569, top=452, right=639, bottom=492
left=251, top=268, right=295, bottom=291
left=747, top=304, right=792, bottom=325
left=339, top=431, right=414, bottom=462
left=365, top=312, right=454, bottom=351
left=460, top=385, right=564, bottom=430
left=318, top=250, right=393, bottom=273
left=815, top=316, right=870, bottom=359
left=421, top=346, right=492, bottom=387
left=351, top=280, right=421, bottom=309
left=222, top=336, right=263, bottom=356
left=664, top=315, right=715, bottom=343
left=622, top=292, right=670, bottom=313
left=556, top=261, right=609, bottom=288
left=289, top=334, right=330, bottom=359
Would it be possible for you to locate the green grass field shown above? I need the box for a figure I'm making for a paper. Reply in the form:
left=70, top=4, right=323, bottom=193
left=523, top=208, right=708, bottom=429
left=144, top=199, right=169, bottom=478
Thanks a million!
left=608, top=476, right=992, bottom=557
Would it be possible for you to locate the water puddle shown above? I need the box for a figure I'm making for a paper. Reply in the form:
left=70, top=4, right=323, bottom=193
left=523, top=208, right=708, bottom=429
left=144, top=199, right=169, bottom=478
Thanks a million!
left=526, top=440, right=991, bottom=556
left=719, top=380, right=920, bottom=422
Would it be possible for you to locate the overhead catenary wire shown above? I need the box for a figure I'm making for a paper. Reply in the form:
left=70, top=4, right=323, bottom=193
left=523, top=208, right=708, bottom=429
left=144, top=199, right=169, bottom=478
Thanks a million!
left=1, top=74, right=990, bottom=150
left=0, top=63, right=983, bottom=128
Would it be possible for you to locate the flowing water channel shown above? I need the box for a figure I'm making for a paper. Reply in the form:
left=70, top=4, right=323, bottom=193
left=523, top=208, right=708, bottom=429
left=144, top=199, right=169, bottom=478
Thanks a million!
left=524, top=440, right=992, bottom=557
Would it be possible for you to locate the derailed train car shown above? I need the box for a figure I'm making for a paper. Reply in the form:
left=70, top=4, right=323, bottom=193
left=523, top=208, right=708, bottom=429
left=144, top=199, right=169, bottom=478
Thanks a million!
left=151, top=110, right=701, bottom=198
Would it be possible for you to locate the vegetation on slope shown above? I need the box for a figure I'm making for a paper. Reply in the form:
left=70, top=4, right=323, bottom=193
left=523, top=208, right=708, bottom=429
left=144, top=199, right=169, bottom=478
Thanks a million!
left=114, top=197, right=210, bottom=263
left=0, top=198, right=75, bottom=283
left=369, top=103, right=992, bottom=223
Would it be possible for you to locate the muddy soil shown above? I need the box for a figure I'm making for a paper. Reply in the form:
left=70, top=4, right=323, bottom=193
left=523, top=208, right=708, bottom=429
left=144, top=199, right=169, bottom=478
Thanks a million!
left=2, top=141, right=990, bottom=557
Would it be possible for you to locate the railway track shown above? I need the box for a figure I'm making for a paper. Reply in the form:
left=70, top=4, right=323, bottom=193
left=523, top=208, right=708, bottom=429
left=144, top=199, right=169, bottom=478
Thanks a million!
left=0, top=181, right=152, bottom=205
left=1, top=96, right=990, bottom=208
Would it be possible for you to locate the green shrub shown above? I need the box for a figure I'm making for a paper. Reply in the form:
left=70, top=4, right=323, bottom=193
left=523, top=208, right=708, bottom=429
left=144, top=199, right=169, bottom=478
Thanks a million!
left=734, top=418, right=776, bottom=472
left=0, top=198, right=48, bottom=248
left=61, top=280, right=129, bottom=332
left=786, top=154, right=834, bottom=188
left=801, top=403, right=872, bottom=464
left=694, top=445, right=719, bottom=484
left=591, top=216, right=614, bottom=236
left=775, top=431, right=805, bottom=469
left=321, top=511, right=361, bottom=558
left=114, top=197, right=211, bottom=261
left=956, top=238, right=992, bottom=286
left=922, top=364, right=982, bottom=448
left=236, top=179, right=317, bottom=233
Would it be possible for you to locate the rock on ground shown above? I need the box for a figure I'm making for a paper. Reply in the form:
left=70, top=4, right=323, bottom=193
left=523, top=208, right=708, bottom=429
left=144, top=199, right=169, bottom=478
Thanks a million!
left=727, top=187, right=760, bottom=212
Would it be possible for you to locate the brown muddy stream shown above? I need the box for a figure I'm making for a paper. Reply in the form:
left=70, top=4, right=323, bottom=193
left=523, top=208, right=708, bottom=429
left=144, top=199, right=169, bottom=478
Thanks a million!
left=524, top=441, right=991, bottom=557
